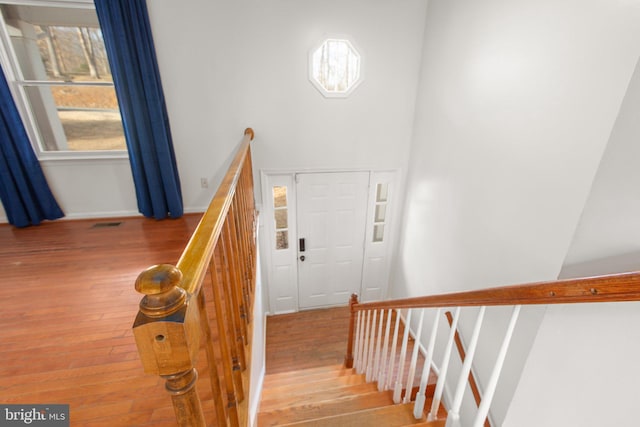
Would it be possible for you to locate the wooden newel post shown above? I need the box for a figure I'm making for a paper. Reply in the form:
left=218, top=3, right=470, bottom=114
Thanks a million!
left=344, top=293, right=359, bottom=368
left=132, top=264, right=205, bottom=427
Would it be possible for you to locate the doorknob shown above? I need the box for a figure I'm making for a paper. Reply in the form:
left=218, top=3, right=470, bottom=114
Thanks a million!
left=299, top=255, right=306, bottom=262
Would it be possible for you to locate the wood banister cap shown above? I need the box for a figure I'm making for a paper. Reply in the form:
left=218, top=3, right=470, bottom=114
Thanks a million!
left=135, top=264, right=186, bottom=317
left=244, top=128, right=254, bottom=140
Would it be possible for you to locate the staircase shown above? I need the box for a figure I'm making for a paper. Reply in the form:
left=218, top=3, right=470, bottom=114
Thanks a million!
left=257, top=364, right=447, bottom=426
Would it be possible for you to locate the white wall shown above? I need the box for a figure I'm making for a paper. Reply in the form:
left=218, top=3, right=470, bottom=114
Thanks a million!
left=0, top=157, right=138, bottom=224
left=146, top=0, right=426, bottom=207
left=503, top=302, right=640, bottom=427
left=504, top=55, right=640, bottom=427
left=248, top=245, right=266, bottom=427
left=394, top=0, right=640, bottom=424
left=41, top=158, right=138, bottom=219
left=562, top=55, right=640, bottom=271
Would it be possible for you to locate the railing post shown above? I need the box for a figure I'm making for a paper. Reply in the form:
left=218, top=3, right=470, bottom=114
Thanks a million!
left=386, top=309, right=401, bottom=390
left=473, top=305, right=521, bottom=427
left=366, top=309, right=378, bottom=381
left=345, top=293, right=359, bottom=368
left=428, top=306, right=460, bottom=422
left=393, top=308, right=413, bottom=403
left=372, top=308, right=385, bottom=383
left=414, top=308, right=441, bottom=418
left=378, top=309, right=393, bottom=391
left=132, top=264, right=205, bottom=427
left=446, top=306, right=486, bottom=427
left=404, top=308, right=425, bottom=403
left=164, top=369, right=204, bottom=426
left=197, top=290, right=227, bottom=424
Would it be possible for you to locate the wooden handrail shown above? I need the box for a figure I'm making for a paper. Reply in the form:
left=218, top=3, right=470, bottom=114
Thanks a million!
left=132, top=128, right=257, bottom=427
left=176, top=127, right=254, bottom=296
left=351, top=271, right=640, bottom=312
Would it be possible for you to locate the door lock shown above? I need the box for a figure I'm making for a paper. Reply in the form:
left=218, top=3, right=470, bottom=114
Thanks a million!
left=299, top=255, right=306, bottom=262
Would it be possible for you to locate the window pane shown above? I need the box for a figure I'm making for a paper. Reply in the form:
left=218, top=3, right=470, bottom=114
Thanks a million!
left=276, top=230, right=289, bottom=250
left=6, top=19, right=112, bottom=81
left=24, top=85, right=125, bottom=151
left=49, top=84, right=118, bottom=109
left=373, top=224, right=384, bottom=242
left=274, top=208, right=288, bottom=230
left=376, top=183, right=388, bottom=202
left=374, top=204, right=386, bottom=223
left=311, top=39, right=361, bottom=94
left=40, top=26, right=111, bottom=82
left=273, top=186, right=287, bottom=208
left=58, top=110, right=125, bottom=150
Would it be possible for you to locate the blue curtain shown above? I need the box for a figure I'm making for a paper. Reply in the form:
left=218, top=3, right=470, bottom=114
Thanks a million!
left=0, top=67, right=64, bottom=228
left=95, top=0, right=183, bottom=219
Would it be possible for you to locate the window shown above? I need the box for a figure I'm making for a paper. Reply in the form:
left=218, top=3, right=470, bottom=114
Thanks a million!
left=309, top=37, right=361, bottom=98
left=0, top=1, right=125, bottom=157
left=373, top=183, right=388, bottom=242
left=273, top=186, right=289, bottom=250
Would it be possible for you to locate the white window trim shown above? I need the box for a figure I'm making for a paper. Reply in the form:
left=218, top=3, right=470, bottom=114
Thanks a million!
left=0, top=0, right=128, bottom=161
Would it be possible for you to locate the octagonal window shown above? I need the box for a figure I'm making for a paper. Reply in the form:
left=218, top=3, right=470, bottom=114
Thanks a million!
left=309, top=38, right=362, bottom=97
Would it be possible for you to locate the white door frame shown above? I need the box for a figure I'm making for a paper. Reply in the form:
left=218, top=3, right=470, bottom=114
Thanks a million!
left=261, top=169, right=398, bottom=314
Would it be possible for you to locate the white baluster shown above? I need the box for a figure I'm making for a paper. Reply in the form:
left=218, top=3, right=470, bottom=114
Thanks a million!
left=378, top=308, right=393, bottom=391
left=366, top=309, right=378, bottom=381
left=445, top=306, right=486, bottom=427
left=372, top=308, right=385, bottom=383
left=393, top=308, right=413, bottom=403
left=472, top=305, right=521, bottom=427
left=354, top=311, right=362, bottom=371
left=428, top=307, right=460, bottom=421
left=386, top=309, right=401, bottom=390
left=413, top=308, right=441, bottom=419
left=404, top=309, right=425, bottom=403
left=361, top=310, right=372, bottom=375
left=356, top=310, right=367, bottom=373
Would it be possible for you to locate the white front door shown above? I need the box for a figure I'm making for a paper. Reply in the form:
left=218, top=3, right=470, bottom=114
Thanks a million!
left=296, top=172, right=369, bottom=309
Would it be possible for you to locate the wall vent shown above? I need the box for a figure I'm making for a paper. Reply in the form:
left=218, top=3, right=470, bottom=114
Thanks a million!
left=91, top=222, right=122, bottom=229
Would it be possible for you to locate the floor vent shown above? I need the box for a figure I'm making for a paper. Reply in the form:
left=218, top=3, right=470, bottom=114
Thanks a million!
left=91, top=222, right=123, bottom=229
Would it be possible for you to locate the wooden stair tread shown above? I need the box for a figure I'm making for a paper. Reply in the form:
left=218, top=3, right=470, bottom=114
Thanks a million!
left=263, top=365, right=355, bottom=388
left=401, top=420, right=446, bottom=427
left=259, top=382, right=380, bottom=412
left=262, top=373, right=367, bottom=398
left=258, top=390, right=395, bottom=426
left=264, top=364, right=350, bottom=382
left=259, top=361, right=447, bottom=424
left=279, top=403, right=427, bottom=426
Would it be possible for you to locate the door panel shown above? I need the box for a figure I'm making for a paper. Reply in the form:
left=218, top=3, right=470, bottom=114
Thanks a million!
left=264, top=174, right=298, bottom=314
left=297, top=172, right=369, bottom=308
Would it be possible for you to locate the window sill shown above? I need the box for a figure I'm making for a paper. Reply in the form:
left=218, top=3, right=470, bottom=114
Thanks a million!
left=38, top=150, right=129, bottom=162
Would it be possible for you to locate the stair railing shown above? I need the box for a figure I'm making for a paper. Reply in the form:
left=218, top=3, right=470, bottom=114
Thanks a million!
left=132, top=128, right=257, bottom=427
left=346, top=272, right=640, bottom=426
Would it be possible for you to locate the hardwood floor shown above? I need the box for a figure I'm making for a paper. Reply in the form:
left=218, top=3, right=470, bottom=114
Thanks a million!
left=264, top=307, right=431, bottom=388
left=265, top=307, right=352, bottom=375
left=0, top=215, right=203, bottom=427
left=1, top=215, right=427, bottom=426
